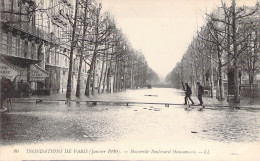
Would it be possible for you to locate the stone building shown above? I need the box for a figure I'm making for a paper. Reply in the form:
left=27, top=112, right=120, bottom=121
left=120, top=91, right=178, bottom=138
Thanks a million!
left=0, top=0, right=49, bottom=95
left=0, top=0, right=90, bottom=95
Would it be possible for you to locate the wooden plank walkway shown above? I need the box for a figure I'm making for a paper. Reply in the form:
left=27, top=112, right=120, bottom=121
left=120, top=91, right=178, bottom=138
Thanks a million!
left=11, top=98, right=260, bottom=110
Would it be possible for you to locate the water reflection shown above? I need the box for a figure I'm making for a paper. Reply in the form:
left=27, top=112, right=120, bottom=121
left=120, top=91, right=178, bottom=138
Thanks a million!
left=198, top=110, right=260, bottom=143
left=1, top=88, right=260, bottom=145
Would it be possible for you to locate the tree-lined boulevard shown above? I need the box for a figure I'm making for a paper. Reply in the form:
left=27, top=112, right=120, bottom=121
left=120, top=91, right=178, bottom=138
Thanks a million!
left=166, top=0, right=260, bottom=103
left=1, top=0, right=260, bottom=160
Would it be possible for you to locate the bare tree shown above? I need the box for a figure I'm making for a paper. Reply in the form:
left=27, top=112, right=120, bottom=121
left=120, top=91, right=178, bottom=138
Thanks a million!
left=66, top=0, right=79, bottom=99
left=198, top=0, right=259, bottom=102
left=75, top=0, right=91, bottom=97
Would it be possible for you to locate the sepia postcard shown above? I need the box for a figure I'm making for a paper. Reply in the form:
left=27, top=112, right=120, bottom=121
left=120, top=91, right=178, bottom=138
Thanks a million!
left=0, top=0, right=260, bottom=160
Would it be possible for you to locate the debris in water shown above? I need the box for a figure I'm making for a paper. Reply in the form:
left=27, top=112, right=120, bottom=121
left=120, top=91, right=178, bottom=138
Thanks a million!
left=144, top=95, right=158, bottom=97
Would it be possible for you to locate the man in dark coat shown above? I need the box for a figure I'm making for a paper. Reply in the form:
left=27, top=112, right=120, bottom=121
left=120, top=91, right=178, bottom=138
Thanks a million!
left=184, top=83, right=194, bottom=105
left=197, top=82, right=204, bottom=105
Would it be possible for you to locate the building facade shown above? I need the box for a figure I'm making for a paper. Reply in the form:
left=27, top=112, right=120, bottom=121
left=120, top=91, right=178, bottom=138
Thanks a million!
left=0, top=0, right=90, bottom=96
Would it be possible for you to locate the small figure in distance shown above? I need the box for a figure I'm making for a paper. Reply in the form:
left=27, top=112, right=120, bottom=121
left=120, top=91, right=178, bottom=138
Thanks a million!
left=184, top=83, right=194, bottom=105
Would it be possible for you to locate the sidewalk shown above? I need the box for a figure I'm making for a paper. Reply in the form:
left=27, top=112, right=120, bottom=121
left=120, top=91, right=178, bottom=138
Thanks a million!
left=202, top=96, right=260, bottom=109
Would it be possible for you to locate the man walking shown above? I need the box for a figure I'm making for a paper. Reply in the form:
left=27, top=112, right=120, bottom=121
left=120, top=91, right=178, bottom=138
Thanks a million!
left=197, top=82, right=204, bottom=105
left=184, top=83, right=194, bottom=105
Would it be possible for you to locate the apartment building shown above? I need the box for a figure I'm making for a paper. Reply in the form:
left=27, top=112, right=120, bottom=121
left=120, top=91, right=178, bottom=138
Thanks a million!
left=0, top=0, right=91, bottom=95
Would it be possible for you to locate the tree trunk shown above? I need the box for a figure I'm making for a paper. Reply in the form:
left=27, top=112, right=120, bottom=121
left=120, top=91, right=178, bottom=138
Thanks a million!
left=114, top=58, right=118, bottom=91
left=85, top=6, right=101, bottom=96
left=98, top=53, right=106, bottom=94
left=107, top=67, right=111, bottom=93
left=210, top=52, right=214, bottom=98
left=66, top=0, right=79, bottom=99
left=218, top=61, right=224, bottom=100
left=130, top=59, right=133, bottom=89
left=92, top=60, right=96, bottom=95
left=232, top=0, right=240, bottom=103
left=226, top=15, right=231, bottom=101
left=76, top=0, right=89, bottom=98
left=107, top=57, right=113, bottom=93
left=102, top=52, right=108, bottom=93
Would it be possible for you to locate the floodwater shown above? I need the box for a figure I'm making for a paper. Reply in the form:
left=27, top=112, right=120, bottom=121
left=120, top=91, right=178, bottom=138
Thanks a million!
left=1, top=88, right=260, bottom=160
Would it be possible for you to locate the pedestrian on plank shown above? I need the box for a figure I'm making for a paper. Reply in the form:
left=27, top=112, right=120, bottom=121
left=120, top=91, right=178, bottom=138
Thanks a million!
left=196, top=82, right=204, bottom=105
left=184, top=83, right=194, bottom=105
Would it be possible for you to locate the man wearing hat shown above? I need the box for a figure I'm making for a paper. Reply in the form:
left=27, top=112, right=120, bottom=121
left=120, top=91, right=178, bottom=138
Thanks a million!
left=184, top=83, right=194, bottom=105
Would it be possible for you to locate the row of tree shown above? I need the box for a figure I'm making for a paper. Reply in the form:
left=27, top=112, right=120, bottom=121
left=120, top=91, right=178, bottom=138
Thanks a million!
left=65, top=0, right=160, bottom=98
left=0, top=0, right=160, bottom=99
left=166, top=0, right=260, bottom=102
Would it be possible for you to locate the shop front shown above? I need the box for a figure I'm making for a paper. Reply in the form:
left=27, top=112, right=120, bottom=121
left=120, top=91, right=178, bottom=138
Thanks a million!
left=0, top=56, right=49, bottom=97
left=30, top=64, right=49, bottom=95
left=0, top=57, right=27, bottom=98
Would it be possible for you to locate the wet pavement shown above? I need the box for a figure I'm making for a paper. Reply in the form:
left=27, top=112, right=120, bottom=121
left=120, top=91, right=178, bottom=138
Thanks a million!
left=1, top=88, right=260, bottom=160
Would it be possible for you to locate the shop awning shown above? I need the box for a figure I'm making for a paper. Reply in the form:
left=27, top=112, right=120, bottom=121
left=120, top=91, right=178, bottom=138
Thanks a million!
left=0, top=57, right=27, bottom=81
left=29, top=64, right=49, bottom=82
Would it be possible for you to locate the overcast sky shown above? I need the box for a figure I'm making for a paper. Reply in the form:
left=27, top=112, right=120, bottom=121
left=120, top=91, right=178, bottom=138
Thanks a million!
left=101, top=0, right=258, bottom=79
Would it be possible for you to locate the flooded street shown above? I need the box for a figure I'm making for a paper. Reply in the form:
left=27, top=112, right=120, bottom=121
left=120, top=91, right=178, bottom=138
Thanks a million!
left=1, top=88, right=260, bottom=160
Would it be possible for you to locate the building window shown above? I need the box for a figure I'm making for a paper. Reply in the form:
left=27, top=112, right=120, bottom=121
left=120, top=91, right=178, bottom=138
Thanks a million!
left=28, top=41, right=32, bottom=59
left=20, top=39, right=24, bottom=57
left=7, top=32, right=12, bottom=55
left=51, top=48, right=55, bottom=65
left=56, top=48, right=59, bottom=66
left=16, top=37, right=20, bottom=57
left=31, top=43, right=35, bottom=59
left=11, top=36, right=16, bottom=56
left=1, top=32, right=8, bottom=55
left=24, top=40, right=28, bottom=58
left=46, top=46, right=50, bottom=63
left=35, top=44, right=39, bottom=60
